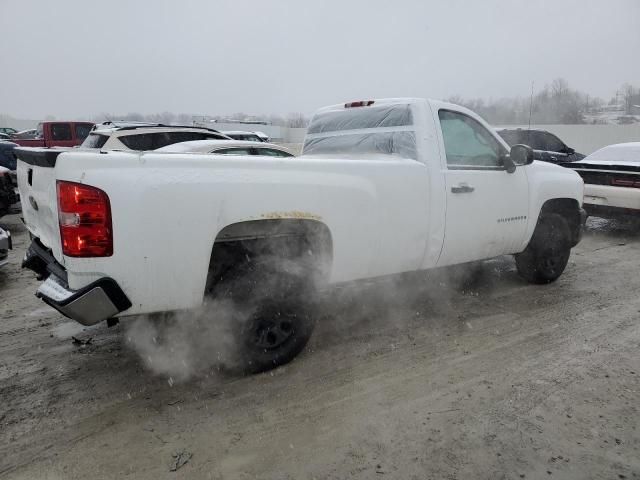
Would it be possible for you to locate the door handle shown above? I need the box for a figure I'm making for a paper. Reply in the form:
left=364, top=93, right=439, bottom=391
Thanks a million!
left=451, top=184, right=475, bottom=194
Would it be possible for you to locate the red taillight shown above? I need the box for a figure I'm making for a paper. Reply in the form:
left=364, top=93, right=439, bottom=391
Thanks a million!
left=611, top=178, right=640, bottom=188
left=57, top=181, right=112, bottom=257
left=344, top=100, right=375, bottom=108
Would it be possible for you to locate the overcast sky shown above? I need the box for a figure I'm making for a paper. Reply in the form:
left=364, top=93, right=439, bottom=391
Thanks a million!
left=1, top=0, right=638, bottom=119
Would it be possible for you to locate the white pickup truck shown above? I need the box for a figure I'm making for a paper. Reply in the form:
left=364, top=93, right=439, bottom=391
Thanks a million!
left=16, top=98, right=586, bottom=372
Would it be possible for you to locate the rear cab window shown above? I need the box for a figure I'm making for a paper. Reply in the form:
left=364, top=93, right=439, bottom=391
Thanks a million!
left=51, top=123, right=72, bottom=141
left=303, top=103, right=417, bottom=160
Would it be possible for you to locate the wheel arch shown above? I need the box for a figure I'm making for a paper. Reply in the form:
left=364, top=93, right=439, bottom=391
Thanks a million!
left=538, top=198, right=583, bottom=247
left=205, top=218, right=334, bottom=298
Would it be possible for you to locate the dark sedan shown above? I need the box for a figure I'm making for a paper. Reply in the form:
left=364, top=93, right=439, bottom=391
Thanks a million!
left=497, top=128, right=585, bottom=163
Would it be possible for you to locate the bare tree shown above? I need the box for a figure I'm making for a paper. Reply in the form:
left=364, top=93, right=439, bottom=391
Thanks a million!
left=447, top=78, right=587, bottom=124
left=286, top=112, right=308, bottom=128
left=621, top=83, right=639, bottom=114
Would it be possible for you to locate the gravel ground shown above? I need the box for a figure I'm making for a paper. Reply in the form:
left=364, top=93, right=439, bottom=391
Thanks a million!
left=0, top=213, right=639, bottom=479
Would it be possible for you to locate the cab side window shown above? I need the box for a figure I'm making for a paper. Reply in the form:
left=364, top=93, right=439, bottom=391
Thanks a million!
left=438, top=110, right=504, bottom=168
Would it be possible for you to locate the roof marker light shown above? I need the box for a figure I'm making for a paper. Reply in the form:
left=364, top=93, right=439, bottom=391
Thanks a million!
left=344, top=100, right=375, bottom=108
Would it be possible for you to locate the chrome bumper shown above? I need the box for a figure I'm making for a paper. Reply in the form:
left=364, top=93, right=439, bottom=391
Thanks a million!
left=36, top=275, right=131, bottom=326
left=23, top=238, right=131, bottom=325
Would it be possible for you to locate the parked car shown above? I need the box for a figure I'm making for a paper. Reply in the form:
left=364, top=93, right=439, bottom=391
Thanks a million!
left=0, top=141, right=18, bottom=170
left=564, top=142, right=640, bottom=219
left=12, top=129, right=38, bottom=140
left=81, top=122, right=232, bottom=150
left=0, top=225, right=10, bottom=269
left=11, top=122, right=94, bottom=148
left=254, top=131, right=271, bottom=142
left=156, top=140, right=294, bottom=157
left=0, top=127, right=18, bottom=136
left=220, top=131, right=266, bottom=142
left=496, top=128, right=585, bottom=163
left=16, top=97, right=585, bottom=373
left=0, top=167, right=19, bottom=217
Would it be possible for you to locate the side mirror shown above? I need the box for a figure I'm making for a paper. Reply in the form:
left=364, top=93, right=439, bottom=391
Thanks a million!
left=564, top=146, right=575, bottom=155
left=510, top=144, right=534, bottom=167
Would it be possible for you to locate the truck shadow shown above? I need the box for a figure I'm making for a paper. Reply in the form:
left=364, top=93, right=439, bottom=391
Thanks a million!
left=312, top=257, right=521, bottom=349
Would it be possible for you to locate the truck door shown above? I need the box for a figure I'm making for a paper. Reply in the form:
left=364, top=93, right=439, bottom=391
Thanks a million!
left=435, top=109, right=529, bottom=266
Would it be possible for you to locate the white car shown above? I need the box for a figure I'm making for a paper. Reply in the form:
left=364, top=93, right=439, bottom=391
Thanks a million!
left=12, top=129, right=38, bottom=140
left=156, top=140, right=293, bottom=157
left=254, top=131, right=271, bottom=142
left=569, top=142, right=640, bottom=219
left=16, top=97, right=585, bottom=373
left=220, top=131, right=266, bottom=142
left=81, top=122, right=231, bottom=150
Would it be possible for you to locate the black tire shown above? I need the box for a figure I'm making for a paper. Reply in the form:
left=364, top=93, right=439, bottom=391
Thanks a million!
left=212, top=259, right=316, bottom=374
left=515, top=213, right=572, bottom=284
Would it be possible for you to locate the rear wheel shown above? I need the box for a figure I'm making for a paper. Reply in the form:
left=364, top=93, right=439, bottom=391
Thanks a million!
left=211, top=259, right=316, bottom=374
left=515, top=213, right=572, bottom=284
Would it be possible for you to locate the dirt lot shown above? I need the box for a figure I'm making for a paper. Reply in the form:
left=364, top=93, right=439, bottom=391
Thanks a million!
left=1, top=213, right=639, bottom=480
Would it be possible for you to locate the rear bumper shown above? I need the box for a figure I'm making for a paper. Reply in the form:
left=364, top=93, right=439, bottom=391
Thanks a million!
left=36, top=275, right=131, bottom=326
left=23, top=238, right=131, bottom=325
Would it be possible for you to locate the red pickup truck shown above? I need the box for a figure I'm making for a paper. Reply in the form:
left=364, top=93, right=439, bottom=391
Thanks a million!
left=12, top=121, right=94, bottom=148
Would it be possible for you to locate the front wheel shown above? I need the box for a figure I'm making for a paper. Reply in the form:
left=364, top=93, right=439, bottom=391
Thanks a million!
left=515, top=213, right=572, bottom=284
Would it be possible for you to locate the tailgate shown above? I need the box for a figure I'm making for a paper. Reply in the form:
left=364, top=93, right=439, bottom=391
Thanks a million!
left=15, top=149, right=64, bottom=256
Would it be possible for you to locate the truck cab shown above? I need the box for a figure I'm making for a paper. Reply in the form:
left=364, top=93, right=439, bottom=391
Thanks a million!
left=12, top=122, right=94, bottom=148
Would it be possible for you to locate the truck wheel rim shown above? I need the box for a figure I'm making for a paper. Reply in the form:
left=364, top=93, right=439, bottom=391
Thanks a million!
left=248, top=309, right=295, bottom=350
